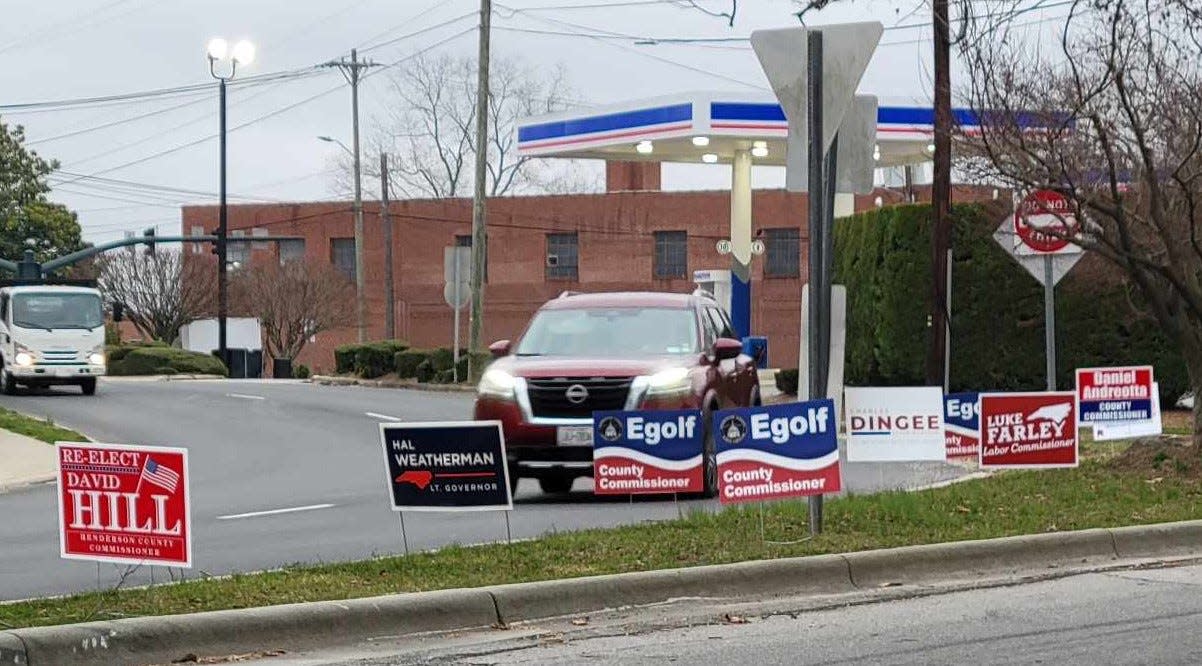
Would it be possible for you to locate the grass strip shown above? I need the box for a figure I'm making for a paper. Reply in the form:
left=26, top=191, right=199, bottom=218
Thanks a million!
left=0, top=407, right=87, bottom=444
left=4, top=457, right=1201, bottom=629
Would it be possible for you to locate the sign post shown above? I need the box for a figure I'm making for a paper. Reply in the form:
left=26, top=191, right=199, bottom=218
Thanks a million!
left=444, top=247, right=472, bottom=382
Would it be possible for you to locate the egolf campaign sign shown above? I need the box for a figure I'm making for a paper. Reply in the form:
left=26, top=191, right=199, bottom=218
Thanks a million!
left=979, top=392, right=1079, bottom=469
left=56, top=442, right=192, bottom=567
left=381, top=421, right=512, bottom=511
left=944, top=393, right=981, bottom=461
left=713, top=400, right=841, bottom=504
left=593, top=409, right=703, bottom=494
left=1076, top=366, right=1155, bottom=425
left=845, top=387, right=946, bottom=462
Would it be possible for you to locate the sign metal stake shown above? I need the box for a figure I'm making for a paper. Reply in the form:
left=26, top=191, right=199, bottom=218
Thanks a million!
left=399, top=512, right=410, bottom=557
left=1044, top=254, right=1057, bottom=391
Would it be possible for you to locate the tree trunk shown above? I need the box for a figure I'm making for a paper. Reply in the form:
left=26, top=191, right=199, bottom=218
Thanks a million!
left=1180, top=337, right=1202, bottom=448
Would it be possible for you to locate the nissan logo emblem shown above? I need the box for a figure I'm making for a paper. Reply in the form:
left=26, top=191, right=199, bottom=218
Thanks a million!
left=565, top=384, right=589, bottom=404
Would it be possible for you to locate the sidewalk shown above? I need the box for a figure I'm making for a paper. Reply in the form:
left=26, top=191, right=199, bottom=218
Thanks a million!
left=0, top=429, right=56, bottom=492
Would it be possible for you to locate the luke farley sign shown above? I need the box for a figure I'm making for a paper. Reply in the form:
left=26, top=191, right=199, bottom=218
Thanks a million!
left=381, top=421, right=512, bottom=511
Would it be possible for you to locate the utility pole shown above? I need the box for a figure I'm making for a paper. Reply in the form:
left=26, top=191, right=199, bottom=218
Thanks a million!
left=380, top=153, right=396, bottom=340
left=926, top=0, right=953, bottom=387
left=323, top=49, right=379, bottom=343
left=467, top=0, right=492, bottom=380
left=217, top=76, right=229, bottom=365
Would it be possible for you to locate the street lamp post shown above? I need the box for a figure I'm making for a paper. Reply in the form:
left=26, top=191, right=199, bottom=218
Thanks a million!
left=207, top=37, right=255, bottom=368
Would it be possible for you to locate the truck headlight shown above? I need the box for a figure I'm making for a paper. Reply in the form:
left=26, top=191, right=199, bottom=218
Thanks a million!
left=646, top=367, right=691, bottom=396
left=478, top=369, right=517, bottom=400
left=13, top=352, right=33, bottom=367
left=88, top=346, right=105, bottom=366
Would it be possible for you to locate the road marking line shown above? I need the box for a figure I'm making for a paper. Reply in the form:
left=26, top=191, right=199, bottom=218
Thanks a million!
left=216, top=504, right=336, bottom=520
left=366, top=412, right=402, bottom=421
left=226, top=393, right=265, bottom=400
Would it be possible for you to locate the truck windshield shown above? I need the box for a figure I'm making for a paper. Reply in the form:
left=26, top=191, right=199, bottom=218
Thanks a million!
left=516, top=307, right=698, bottom=356
left=12, top=293, right=104, bottom=331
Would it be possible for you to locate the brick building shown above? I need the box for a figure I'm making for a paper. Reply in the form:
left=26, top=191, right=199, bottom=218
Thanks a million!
left=181, top=163, right=994, bottom=374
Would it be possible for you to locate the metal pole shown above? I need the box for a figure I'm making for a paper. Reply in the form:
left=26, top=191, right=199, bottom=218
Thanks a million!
left=806, top=30, right=824, bottom=537
left=1044, top=255, right=1056, bottom=391
left=351, top=48, right=366, bottom=343
left=944, top=247, right=952, bottom=393
left=381, top=153, right=395, bottom=340
left=217, top=77, right=228, bottom=366
left=453, top=251, right=461, bottom=383
left=467, top=0, right=491, bottom=381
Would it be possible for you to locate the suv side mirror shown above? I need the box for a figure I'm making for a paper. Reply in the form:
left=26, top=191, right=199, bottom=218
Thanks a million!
left=713, top=337, right=743, bottom=361
left=489, top=340, right=512, bottom=358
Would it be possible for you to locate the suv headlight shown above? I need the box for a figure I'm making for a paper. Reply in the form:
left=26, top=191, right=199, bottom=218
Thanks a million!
left=13, top=343, right=34, bottom=368
left=478, top=369, right=518, bottom=400
left=88, top=345, right=105, bottom=367
left=646, top=367, right=691, bottom=396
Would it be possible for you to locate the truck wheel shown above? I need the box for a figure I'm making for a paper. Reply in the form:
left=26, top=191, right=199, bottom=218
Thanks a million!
left=1, top=369, right=16, bottom=396
left=80, top=378, right=97, bottom=396
left=538, top=474, right=575, bottom=495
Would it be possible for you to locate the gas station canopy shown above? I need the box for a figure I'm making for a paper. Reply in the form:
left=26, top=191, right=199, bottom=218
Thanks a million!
left=517, top=91, right=980, bottom=168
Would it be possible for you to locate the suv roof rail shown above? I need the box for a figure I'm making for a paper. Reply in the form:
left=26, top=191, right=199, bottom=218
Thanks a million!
left=557, top=290, right=583, bottom=299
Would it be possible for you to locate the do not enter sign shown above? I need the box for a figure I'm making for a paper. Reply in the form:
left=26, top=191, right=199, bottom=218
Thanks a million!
left=1014, top=189, right=1081, bottom=255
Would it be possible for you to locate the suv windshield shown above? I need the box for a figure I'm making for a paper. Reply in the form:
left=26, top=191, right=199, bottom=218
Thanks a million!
left=12, top=293, right=104, bottom=331
left=516, top=307, right=698, bottom=356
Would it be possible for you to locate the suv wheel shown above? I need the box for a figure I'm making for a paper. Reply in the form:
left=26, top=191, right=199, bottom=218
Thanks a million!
left=538, top=474, right=575, bottom=495
left=80, top=378, right=97, bottom=396
left=702, top=406, right=718, bottom=498
left=0, top=368, right=16, bottom=396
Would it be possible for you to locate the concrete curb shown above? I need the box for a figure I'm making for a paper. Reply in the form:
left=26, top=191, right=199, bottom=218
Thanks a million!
left=310, top=375, right=476, bottom=393
left=3, top=588, right=496, bottom=666
left=5, top=520, right=1202, bottom=665
left=101, top=374, right=226, bottom=382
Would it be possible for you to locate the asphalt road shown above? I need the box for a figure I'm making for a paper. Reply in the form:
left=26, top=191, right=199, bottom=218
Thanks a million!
left=0, top=379, right=968, bottom=601
left=292, top=561, right=1202, bottom=665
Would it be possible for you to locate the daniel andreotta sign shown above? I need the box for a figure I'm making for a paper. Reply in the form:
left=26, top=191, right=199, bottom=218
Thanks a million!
left=380, top=421, right=513, bottom=511
left=56, top=442, right=192, bottom=567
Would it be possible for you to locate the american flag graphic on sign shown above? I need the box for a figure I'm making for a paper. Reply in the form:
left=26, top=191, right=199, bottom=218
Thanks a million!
left=140, top=458, right=179, bottom=493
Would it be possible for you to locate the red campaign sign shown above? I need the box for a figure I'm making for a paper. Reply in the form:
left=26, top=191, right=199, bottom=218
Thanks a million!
left=56, top=442, right=192, bottom=567
left=979, top=392, right=1078, bottom=469
left=945, top=430, right=979, bottom=461
left=1014, top=189, right=1079, bottom=254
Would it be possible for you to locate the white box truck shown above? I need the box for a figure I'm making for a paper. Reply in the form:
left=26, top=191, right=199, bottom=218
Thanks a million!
left=0, top=285, right=106, bottom=395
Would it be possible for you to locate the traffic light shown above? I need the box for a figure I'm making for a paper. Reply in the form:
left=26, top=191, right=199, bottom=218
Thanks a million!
left=143, top=227, right=156, bottom=256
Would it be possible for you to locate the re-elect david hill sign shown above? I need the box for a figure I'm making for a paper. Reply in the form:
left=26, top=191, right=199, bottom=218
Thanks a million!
left=713, top=400, right=841, bottom=504
left=56, top=442, right=192, bottom=567
left=1075, top=366, right=1155, bottom=425
left=845, top=387, right=945, bottom=462
left=944, top=392, right=981, bottom=461
left=592, top=409, right=703, bottom=494
left=979, top=392, right=1078, bottom=469
left=380, top=421, right=512, bottom=511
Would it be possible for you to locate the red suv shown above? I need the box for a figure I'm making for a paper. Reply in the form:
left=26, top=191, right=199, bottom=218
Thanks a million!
left=473, top=290, right=761, bottom=497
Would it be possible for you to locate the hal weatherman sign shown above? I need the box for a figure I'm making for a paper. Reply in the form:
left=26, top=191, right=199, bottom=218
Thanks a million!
left=380, top=421, right=513, bottom=511
left=56, top=442, right=192, bottom=567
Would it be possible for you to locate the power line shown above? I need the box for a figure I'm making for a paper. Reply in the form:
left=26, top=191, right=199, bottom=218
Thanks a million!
left=357, top=11, right=479, bottom=54
left=355, top=0, right=465, bottom=51
left=0, top=0, right=145, bottom=57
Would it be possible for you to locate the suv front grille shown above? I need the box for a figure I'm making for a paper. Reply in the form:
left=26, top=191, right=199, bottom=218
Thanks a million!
left=526, top=377, right=633, bottom=419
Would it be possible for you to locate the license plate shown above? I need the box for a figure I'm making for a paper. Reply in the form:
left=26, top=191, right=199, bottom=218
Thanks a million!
left=557, top=426, right=594, bottom=446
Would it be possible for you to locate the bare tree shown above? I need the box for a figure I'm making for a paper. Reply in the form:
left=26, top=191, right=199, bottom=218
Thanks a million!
left=335, top=53, right=599, bottom=200
left=96, top=250, right=214, bottom=344
left=959, top=0, right=1202, bottom=439
left=230, top=260, right=354, bottom=363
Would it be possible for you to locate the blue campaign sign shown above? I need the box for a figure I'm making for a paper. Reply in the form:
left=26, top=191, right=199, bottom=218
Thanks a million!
left=944, top=393, right=980, bottom=432
left=712, top=400, right=840, bottom=504
left=593, top=409, right=703, bottom=494
left=380, top=421, right=512, bottom=512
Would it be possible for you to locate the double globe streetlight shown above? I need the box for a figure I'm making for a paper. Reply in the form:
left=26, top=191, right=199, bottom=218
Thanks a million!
left=206, top=37, right=254, bottom=367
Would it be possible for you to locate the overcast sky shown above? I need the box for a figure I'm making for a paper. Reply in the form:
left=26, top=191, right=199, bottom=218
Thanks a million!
left=0, top=0, right=1067, bottom=243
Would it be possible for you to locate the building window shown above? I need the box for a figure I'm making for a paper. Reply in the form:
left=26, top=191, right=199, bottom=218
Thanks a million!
left=545, top=233, right=578, bottom=281
left=279, top=239, right=305, bottom=264
left=251, top=227, right=269, bottom=250
left=654, top=230, right=687, bottom=279
left=454, top=234, right=487, bottom=282
left=190, top=225, right=205, bottom=254
left=331, top=238, right=355, bottom=281
left=763, top=228, right=800, bottom=278
left=228, top=230, right=250, bottom=266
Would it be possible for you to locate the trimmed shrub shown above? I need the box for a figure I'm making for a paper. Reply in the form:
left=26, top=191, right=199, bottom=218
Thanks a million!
left=455, top=352, right=493, bottom=382
left=415, top=359, right=435, bottom=383
left=294, top=364, right=311, bottom=379
left=833, top=202, right=1188, bottom=403
left=435, top=369, right=457, bottom=384
left=429, top=347, right=455, bottom=372
left=395, top=349, right=429, bottom=379
left=775, top=368, right=798, bottom=395
left=155, top=366, right=178, bottom=375
left=108, top=347, right=228, bottom=377
left=334, top=345, right=357, bottom=375
left=351, top=340, right=410, bottom=379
